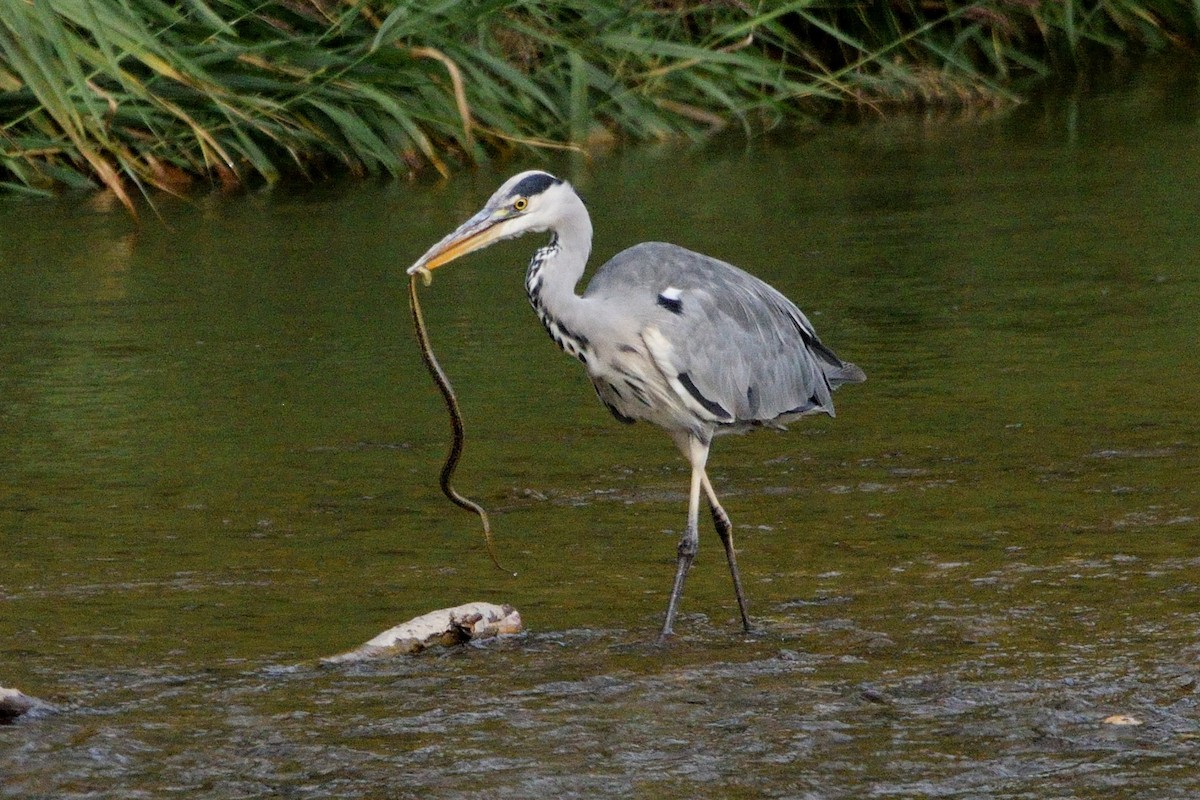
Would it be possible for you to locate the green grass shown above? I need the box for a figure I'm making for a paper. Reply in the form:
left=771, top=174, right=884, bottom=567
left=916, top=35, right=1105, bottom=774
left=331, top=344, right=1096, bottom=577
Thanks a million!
left=1, top=1, right=1197, bottom=208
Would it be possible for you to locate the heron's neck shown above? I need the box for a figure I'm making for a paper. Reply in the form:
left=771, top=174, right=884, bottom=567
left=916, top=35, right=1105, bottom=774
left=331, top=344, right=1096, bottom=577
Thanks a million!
left=524, top=197, right=594, bottom=363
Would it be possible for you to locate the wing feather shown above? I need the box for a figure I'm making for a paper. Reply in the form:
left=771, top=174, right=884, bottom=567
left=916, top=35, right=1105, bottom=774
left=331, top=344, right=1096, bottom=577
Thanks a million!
left=584, top=242, right=863, bottom=427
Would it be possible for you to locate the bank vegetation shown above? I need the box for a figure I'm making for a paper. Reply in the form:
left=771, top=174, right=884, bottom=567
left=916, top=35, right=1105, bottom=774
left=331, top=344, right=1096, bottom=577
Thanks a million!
left=1, top=1, right=1197, bottom=209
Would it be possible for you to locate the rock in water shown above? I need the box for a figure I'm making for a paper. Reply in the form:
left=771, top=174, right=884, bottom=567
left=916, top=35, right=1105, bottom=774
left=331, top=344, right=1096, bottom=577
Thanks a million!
left=322, top=602, right=522, bottom=663
left=0, top=687, right=53, bottom=723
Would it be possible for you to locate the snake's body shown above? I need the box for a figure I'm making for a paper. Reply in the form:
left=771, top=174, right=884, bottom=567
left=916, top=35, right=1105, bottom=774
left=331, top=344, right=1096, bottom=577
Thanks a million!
left=408, top=274, right=510, bottom=574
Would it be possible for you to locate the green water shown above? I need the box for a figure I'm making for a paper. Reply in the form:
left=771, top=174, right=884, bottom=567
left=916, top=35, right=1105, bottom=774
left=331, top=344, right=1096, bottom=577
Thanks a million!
left=2, top=65, right=1199, bottom=797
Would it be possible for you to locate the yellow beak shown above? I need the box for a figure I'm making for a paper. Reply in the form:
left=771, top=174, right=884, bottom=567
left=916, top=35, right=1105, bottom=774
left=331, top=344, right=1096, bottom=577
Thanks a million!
left=407, top=209, right=511, bottom=276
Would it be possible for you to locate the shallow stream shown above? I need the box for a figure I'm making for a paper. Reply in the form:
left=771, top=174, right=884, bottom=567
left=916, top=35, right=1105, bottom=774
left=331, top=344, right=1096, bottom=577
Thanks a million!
left=2, top=65, right=1198, bottom=798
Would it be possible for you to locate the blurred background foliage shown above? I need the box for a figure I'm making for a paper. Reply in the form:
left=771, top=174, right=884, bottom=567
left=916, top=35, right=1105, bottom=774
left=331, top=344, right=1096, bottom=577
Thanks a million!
left=1, top=0, right=1197, bottom=209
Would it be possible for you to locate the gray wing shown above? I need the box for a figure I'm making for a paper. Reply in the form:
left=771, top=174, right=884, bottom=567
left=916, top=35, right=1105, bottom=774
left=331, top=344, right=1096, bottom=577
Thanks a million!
left=584, top=242, right=864, bottom=426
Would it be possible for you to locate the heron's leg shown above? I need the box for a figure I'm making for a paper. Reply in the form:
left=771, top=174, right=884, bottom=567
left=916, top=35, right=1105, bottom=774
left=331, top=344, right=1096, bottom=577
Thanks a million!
left=660, top=433, right=706, bottom=641
left=701, top=473, right=752, bottom=632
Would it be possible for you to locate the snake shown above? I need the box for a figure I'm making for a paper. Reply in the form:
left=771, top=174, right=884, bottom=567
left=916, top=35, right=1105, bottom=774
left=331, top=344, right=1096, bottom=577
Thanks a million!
left=408, top=269, right=513, bottom=575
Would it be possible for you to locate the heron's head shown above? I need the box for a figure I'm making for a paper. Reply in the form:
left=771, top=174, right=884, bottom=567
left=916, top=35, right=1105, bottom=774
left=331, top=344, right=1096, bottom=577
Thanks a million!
left=407, top=171, right=577, bottom=276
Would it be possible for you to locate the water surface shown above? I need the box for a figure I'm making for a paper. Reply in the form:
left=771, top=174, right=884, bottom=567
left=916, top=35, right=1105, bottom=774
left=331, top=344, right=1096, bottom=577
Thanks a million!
left=2, top=65, right=1198, bottom=797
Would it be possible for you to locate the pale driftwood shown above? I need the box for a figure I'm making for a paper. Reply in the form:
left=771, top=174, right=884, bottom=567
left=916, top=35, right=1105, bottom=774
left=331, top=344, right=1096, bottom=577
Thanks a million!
left=0, top=687, right=52, bottom=723
left=322, top=602, right=522, bottom=664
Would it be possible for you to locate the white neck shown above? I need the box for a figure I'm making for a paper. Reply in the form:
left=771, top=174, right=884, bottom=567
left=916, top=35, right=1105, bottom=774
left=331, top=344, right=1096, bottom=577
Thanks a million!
left=524, top=188, right=596, bottom=361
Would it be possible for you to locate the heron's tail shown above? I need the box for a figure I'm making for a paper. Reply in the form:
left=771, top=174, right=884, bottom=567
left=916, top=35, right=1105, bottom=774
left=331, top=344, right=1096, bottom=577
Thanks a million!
left=828, top=361, right=866, bottom=388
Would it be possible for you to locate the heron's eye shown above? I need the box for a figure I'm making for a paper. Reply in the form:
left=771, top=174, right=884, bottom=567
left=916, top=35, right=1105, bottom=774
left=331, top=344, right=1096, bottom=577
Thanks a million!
left=513, top=197, right=528, bottom=212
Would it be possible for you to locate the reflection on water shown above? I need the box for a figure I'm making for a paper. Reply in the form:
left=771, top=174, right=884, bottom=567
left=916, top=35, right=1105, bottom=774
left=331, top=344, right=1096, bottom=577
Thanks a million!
left=2, top=64, right=1198, bottom=797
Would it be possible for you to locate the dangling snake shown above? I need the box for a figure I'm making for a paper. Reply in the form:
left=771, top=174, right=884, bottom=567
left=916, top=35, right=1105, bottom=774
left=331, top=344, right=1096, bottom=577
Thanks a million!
left=408, top=269, right=513, bottom=575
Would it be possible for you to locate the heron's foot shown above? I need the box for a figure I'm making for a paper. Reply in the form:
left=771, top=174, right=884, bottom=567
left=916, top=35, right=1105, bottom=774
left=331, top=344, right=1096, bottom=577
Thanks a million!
left=657, top=606, right=681, bottom=644
left=659, top=526, right=697, bottom=643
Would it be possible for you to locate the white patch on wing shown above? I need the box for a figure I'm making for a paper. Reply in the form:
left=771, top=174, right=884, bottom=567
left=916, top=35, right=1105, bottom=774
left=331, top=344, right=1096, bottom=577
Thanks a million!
left=655, top=286, right=685, bottom=315
left=641, top=326, right=674, bottom=368
left=641, top=326, right=727, bottom=424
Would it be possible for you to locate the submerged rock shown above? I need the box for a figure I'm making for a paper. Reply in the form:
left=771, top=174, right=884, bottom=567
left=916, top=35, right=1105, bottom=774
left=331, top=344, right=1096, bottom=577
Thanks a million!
left=0, top=687, right=54, bottom=723
left=322, top=602, right=522, bottom=663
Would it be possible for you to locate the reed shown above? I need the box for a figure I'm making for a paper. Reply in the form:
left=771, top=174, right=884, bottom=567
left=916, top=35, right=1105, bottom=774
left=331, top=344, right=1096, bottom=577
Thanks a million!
left=1, top=1, right=1196, bottom=206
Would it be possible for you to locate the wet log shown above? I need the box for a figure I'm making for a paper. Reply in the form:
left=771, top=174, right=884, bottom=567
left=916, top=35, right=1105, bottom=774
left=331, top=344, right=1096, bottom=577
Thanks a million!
left=322, top=602, right=522, bottom=663
left=0, top=687, right=52, bottom=723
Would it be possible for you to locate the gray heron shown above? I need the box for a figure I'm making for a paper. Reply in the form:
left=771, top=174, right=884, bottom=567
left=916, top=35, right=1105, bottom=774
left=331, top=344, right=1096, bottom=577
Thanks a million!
left=408, top=170, right=865, bottom=640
